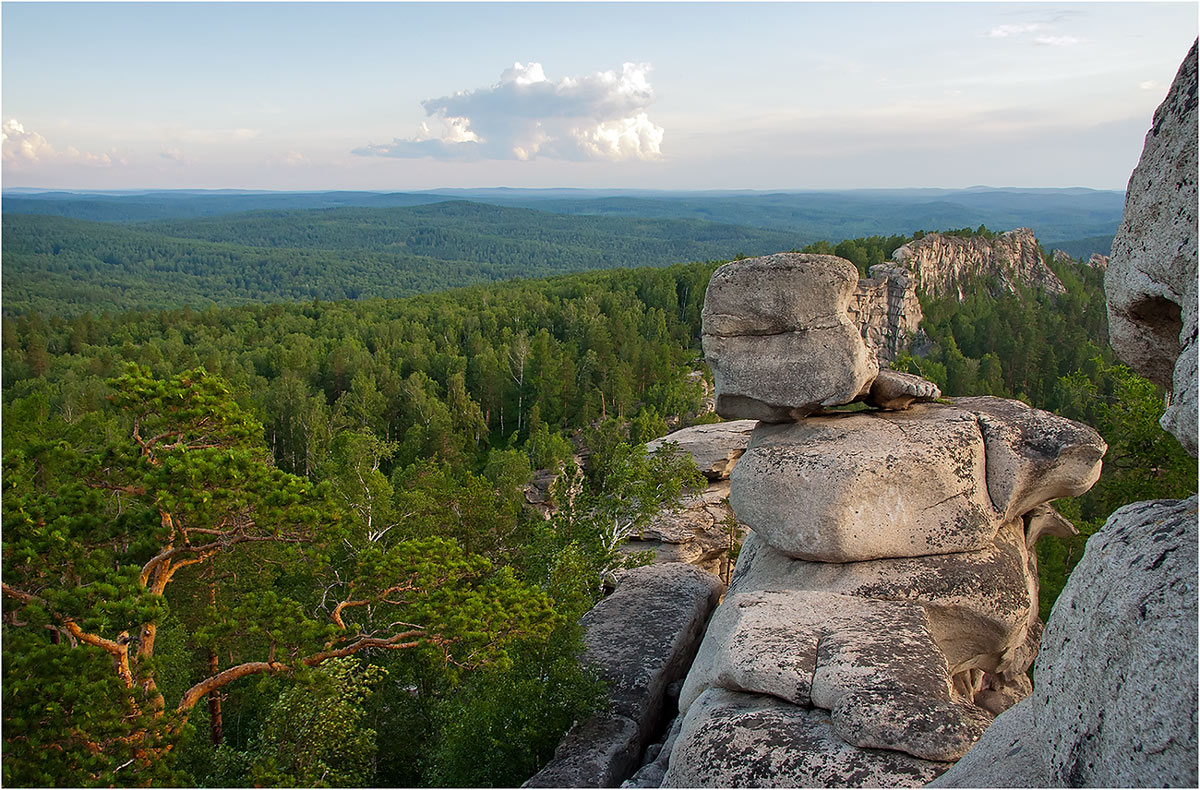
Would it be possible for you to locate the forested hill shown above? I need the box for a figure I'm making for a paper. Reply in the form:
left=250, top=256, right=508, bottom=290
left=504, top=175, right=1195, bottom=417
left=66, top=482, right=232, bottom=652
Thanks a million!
left=4, top=241, right=1194, bottom=787
left=5, top=186, right=1123, bottom=251
left=1, top=203, right=803, bottom=318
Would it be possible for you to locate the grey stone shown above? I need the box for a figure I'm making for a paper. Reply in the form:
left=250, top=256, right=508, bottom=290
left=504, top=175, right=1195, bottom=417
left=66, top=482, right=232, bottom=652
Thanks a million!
left=1037, top=496, right=1199, bottom=787
left=729, top=522, right=1038, bottom=681
left=701, top=253, right=879, bottom=421
left=957, top=396, right=1107, bottom=521
left=929, top=699, right=1049, bottom=788
left=831, top=690, right=993, bottom=762
left=678, top=590, right=950, bottom=714
left=865, top=368, right=941, bottom=410
left=939, top=496, right=1199, bottom=788
left=661, top=688, right=950, bottom=788
left=523, top=713, right=641, bottom=787
left=850, top=264, right=925, bottom=362
left=1107, top=42, right=1198, bottom=456
left=527, top=563, right=724, bottom=787
left=890, top=228, right=1065, bottom=300
left=730, top=406, right=998, bottom=561
left=645, top=420, right=758, bottom=480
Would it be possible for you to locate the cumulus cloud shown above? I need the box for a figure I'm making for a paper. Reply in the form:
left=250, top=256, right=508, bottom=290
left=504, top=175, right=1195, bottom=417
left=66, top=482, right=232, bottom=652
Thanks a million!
left=269, top=150, right=309, bottom=167
left=1139, top=80, right=1163, bottom=91
left=2, top=119, right=119, bottom=167
left=354, top=62, right=664, bottom=162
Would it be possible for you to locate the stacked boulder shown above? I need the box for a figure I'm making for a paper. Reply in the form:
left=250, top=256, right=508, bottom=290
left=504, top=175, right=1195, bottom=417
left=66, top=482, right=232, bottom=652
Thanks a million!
left=659, top=253, right=1106, bottom=787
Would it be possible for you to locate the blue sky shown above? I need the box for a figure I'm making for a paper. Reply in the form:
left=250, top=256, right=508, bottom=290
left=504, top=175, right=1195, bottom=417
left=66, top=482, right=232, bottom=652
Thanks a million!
left=2, top=2, right=1195, bottom=190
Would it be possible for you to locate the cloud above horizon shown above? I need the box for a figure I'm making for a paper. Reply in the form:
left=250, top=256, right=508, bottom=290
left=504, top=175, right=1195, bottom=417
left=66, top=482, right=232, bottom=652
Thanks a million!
left=2, top=119, right=120, bottom=167
left=354, top=62, right=664, bottom=162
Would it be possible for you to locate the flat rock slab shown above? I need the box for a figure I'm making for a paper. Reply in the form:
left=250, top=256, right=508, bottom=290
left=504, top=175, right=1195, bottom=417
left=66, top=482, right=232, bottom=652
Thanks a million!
left=526, top=563, right=724, bottom=788
left=702, top=253, right=878, bottom=421
left=730, top=405, right=998, bottom=561
left=661, top=688, right=950, bottom=788
left=645, top=420, right=758, bottom=480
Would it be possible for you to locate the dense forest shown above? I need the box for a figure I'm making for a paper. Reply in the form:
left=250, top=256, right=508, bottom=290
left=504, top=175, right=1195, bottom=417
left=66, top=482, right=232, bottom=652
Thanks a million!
left=2, top=204, right=800, bottom=317
left=3, top=228, right=1193, bottom=786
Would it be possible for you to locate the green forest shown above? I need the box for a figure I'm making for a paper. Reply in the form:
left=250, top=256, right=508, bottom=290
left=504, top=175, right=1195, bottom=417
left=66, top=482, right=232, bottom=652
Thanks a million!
left=3, top=225, right=1194, bottom=786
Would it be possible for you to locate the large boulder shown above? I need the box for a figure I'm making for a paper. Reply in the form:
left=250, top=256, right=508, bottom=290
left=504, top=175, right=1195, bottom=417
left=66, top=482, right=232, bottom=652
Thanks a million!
left=701, top=254, right=879, bottom=421
left=524, top=563, right=724, bottom=787
left=1107, top=42, right=1198, bottom=456
left=729, top=400, right=1104, bottom=562
left=661, top=689, right=949, bottom=788
left=727, top=524, right=1039, bottom=682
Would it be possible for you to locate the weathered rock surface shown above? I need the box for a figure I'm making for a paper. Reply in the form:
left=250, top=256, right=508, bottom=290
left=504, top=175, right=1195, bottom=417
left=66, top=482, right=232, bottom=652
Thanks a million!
left=891, top=227, right=1065, bottom=300
left=850, top=264, right=925, bottom=362
left=702, top=254, right=879, bottom=421
left=1107, top=42, right=1198, bottom=456
left=661, top=689, right=950, bottom=788
left=957, top=396, right=1107, bottom=521
left=644, top=420, right=758, bottom=480
left=1037, top=496, right=1198, bottom=786
left=730, top=406, right=997, bottom=561
left=929, top=699, right=1045, bottom=788
left=727, top=523, right=1039, bottom=682
left=524, top=563, right=724, bottom=788
left=728, top=400, right=1103, bottom=563
left=866, top=368, right=941, bottom=410
left=1087, top=252, right=1110, bottom=270
left=618, top=480, right=746, bottom=579
left=936, top=496, right=1199, bottom=788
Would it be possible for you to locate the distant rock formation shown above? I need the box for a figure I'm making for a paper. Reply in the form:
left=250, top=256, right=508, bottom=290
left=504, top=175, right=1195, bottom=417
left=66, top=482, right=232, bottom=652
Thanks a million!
left=891, top=228, right=1065, bottom=300
left=651, top=254, right=1105, bottom=788
left=850, top=264, right=924, bottom=361
left=1087, top=252, right=1110, bottom=270
left=935, top=40, right=1198, bottom=790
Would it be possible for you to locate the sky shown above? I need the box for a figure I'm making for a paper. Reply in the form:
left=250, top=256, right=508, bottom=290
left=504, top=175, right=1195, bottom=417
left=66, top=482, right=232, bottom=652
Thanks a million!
left=2, top=1, right=1196, bottom=191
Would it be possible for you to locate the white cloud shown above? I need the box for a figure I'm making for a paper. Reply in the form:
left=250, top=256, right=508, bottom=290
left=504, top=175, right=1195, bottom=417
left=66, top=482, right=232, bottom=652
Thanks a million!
left=1139, top=80, right=1162, bottom=91
left=160, top=147, right=185, bottom=161
left=986, top=23, right=1042, bottom=38
left=2, top=119, right=56, bottom=163
left=1033, top=36, right=1081, bottom=47
left=2, top=119, right=119, bottom=167
left=354, top=62, right=665, bottom=162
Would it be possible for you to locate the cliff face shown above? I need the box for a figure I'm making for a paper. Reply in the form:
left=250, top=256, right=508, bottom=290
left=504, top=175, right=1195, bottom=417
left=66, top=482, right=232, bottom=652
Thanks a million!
left=850, top=265, right=924, bottom=362
left=891, top=228, right=1065, bottom=301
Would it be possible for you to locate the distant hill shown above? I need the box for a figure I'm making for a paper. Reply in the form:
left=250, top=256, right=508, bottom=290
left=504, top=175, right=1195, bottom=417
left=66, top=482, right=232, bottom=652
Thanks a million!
left=1, top=202, right=804, bottom=317
left=4, top=186, right=1125, bottom=244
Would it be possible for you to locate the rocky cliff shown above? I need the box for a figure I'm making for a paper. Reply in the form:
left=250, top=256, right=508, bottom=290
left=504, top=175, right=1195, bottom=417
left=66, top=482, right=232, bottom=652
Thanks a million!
left=849, top=264, right=924, bottom=362
left=891, top=228, right=1065, bottom=301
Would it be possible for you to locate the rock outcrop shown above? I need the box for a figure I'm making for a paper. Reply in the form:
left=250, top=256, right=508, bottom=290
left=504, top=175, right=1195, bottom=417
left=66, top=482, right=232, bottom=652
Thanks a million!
left=703, top=253, right=942, bottom=421
left=891, top=228, right=1065, bottom=300
left=654, top=249, right=1105, bottom=787
left=645, top=421, right=758, bottom=481
left=525, top=564, right=724, bottom=788
left=850, top=264, right=924, bottom=362
left=937, top=42, right=1199, bottom=789
left=1106, top=41, right=1198, bottom=456
left=617, top=480, right=746, bottom=579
